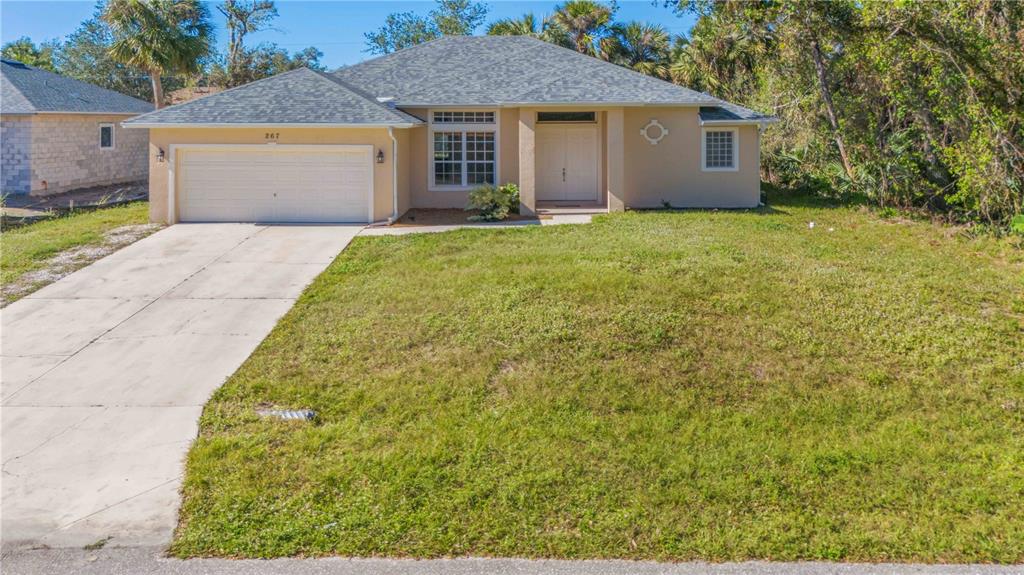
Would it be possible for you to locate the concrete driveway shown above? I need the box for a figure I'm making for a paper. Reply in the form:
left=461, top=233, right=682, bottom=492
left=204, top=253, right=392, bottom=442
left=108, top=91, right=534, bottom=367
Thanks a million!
left=1, top=223, right=361, bottom=551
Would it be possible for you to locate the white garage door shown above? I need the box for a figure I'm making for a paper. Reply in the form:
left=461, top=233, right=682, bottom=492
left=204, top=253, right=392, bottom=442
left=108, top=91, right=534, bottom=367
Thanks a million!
left=177, top=146, right=373, bottom=223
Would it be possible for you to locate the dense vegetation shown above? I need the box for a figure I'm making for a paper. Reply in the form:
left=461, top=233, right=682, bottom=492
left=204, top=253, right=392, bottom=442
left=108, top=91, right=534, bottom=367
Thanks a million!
left=670, top=0, right=1023, bottom=227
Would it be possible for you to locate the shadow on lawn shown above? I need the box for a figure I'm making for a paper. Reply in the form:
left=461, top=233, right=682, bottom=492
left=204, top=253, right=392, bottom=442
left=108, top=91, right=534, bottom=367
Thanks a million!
left=634, top=183, right=855, bottom=217
left=762, top=182, right=860, bottom=211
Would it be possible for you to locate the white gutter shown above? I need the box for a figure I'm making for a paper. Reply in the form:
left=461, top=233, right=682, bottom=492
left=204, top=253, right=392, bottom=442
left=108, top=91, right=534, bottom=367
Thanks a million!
left=120, top=122, right=420, bottom=129
left=387, top=126, right=399, bottom=224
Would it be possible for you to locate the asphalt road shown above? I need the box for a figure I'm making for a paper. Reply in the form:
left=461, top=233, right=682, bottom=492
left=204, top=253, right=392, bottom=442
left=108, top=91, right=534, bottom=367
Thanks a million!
left=3, top=547, right=1021, bottom=575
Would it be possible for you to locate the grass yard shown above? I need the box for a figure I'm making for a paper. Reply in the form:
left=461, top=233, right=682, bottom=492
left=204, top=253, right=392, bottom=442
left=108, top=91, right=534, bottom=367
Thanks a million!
left=0, top=202, right=154, bottom=304
left=175, top=191, right=1024, bottom=562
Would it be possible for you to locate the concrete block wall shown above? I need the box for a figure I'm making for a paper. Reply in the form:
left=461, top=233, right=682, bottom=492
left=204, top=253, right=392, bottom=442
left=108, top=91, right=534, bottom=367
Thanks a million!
left=1, top=116, right=33, bottom=194
left=16, top=114, right=148, bottom=195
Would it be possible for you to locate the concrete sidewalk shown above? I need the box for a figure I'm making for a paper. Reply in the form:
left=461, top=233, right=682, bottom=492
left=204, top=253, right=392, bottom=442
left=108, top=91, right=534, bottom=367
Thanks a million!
left=3, top=547, right=1019, bottom=575
left=1, top=224, right=361, bottom=552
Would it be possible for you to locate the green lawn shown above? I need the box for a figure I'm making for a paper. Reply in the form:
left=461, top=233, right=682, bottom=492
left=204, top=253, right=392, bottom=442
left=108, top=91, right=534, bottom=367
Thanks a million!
left=175, top=191, right=1024, bottom=562
left=1, top=202, right=152, bottom=303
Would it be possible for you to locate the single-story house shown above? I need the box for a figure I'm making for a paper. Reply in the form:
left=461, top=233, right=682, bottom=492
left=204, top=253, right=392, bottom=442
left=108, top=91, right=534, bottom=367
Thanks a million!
left=1, top=59, right=152, bottom=195
left=123, top=36, right=776, bottom=224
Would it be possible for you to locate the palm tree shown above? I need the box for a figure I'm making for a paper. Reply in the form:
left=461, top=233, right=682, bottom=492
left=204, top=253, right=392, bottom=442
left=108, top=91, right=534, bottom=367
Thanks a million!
left=487, top=13, right=539, bottom=36
left=550, top=0, right=614, bottom=55
left=668, top=18, right=769, bottom=100
left=487, top=12, right=574, bottom=49
left=103, top=0, right=213, bottom=108
left=601, top=22, right=670, bottom=78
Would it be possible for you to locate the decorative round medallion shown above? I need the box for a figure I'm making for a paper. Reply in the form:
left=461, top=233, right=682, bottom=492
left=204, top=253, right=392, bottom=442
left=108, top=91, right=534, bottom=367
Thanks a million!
left=640, top=119, right=669, bottom=145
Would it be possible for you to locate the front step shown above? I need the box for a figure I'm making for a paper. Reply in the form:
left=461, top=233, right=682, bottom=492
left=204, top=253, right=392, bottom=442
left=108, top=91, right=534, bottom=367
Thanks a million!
left=536, top=204, right=609, bottom=215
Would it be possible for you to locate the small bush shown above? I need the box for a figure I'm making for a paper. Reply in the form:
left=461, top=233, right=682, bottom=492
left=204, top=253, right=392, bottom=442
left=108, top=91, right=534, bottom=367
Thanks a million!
left=1011, top=214, right=1024, bottom=235
left=466, top=183, right=520, bottom=221
left=878, top=206, right=899, bottom=219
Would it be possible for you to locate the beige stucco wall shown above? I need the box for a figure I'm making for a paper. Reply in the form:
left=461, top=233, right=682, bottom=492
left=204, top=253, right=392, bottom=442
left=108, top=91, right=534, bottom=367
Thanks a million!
left=143, top=106, right=762, bottom=223
left=403, top=107, right=520, bottom=210
left=499, top=107, right=519, bottom=184
left=400, top=106, right=761, bottom=212
left=394, top=126, right=413, bottom=217
left=9, top=114, right=148, bottom=195
left=623, top=107, right=761, bottom=208
left=145, top=126, right=406, bottom=223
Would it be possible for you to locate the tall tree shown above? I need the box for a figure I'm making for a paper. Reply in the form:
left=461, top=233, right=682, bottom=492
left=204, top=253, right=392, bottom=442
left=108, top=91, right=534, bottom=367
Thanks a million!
left=550, top=0, right=614, bottom=55
left=365, top=0, right=489, bottom=55
left=432, top=0, right=489, bottom=36
left=364, top=12, right=438, bottom=55
left=666, top=4, right=770, bottom=100
left=601, top=22, right=671, bottom=78
left=1, top=37, right=57, bottom=71
left=102, top=0, right=213, bottom=108
left=783, top=1, right=860, bottom=181
left=51, top=8, right=158, bottom=102
left=486, top=12, right=573, bottom=48
left=217, top=0, right=277, bottom=84
left=208, top=44, right=323, bottom=87
left=487, top=13, right=540, bottom=37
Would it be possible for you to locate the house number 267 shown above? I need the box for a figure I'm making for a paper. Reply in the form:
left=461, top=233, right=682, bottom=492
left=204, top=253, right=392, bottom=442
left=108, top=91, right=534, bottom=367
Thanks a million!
left=265, top=132, right=280, bottom=141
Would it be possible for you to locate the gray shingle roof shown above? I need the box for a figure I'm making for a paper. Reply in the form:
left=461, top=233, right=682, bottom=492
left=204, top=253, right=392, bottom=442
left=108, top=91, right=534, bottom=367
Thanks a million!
left=1, top=59, right=152, bottom=115
left=698, top=106, right=759, bottom=122
left=123, top=67, right=421, bottom=126
left=334, top=36, right=772, bottom=120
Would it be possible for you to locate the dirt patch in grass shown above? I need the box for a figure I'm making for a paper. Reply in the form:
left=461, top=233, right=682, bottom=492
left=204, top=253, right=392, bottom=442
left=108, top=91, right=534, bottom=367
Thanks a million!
left=1, top=202, right=158, bottom=306
left=2, top=222, right=159, bottom=305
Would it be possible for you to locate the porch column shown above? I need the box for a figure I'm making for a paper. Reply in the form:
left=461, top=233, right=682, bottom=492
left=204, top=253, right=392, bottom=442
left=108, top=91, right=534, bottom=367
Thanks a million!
left=606, top=108, right=626, bottom=212
left=518, top=108, right=536, bottom=216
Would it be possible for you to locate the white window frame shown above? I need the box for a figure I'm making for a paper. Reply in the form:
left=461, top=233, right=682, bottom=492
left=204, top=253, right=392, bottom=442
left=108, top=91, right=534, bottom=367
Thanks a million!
left=428, top=109, right=500, bottom=191
left=99, top=123, right=115, bottom=150
left=701, top=127, right=738, bottom=172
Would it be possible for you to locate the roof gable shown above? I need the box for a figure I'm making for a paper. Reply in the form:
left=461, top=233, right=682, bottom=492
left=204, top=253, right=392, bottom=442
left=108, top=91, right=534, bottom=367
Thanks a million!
left=1, top=59, right=152, bottom=115
left=123, top=67, right=421, bottom=126
left=333, top=36, right=771, bottom=120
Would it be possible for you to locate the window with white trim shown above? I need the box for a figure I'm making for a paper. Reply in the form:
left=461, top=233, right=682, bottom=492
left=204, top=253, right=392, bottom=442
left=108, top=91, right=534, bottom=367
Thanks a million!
left=433, top=132, right=463, bottom=185
left=99, top=123, right=114, bottom=149
left=433, top=111, right=494, bottom=124
left=430, top=110, right=498, bottom=189
left=701, top=128, right=738, bottom=171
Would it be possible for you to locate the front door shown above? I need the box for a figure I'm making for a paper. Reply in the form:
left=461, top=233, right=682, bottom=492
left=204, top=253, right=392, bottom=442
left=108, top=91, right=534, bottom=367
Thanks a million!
left=536, top=124, right=599, bottom=202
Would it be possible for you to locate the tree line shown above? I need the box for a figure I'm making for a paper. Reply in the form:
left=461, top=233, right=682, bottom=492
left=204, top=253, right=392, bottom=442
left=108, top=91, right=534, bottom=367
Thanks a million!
left=4, top=0, right=1020, bottom=226
left=2, top=0, right=323, bottom=109
left=668, top=0, right=1023, bottom=227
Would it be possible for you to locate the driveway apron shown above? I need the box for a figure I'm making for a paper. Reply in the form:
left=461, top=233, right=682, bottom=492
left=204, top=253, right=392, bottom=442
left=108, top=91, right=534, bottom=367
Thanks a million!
left=0, top=223, right=361, bottom=551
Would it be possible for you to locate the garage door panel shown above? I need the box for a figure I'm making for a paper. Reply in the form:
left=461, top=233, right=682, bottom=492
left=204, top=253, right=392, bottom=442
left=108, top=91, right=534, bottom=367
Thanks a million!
left=178, top=147, right=371, bottom=223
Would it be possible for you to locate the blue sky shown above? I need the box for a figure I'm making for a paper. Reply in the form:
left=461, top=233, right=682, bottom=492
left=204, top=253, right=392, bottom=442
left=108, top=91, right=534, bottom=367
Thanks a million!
left=0, top=1, right=694, bottom=69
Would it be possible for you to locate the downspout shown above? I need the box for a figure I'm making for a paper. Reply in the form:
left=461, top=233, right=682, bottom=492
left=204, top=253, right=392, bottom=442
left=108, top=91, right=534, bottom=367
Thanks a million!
left=388, top=127, right=399, bottom=224
left=757, top=122, right=765, bottom=207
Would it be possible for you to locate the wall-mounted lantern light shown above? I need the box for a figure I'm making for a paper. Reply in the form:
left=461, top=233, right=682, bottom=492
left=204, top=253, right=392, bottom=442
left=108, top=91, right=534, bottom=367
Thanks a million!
left=157, top=148, right=165, bottom=162
left=376, top=149, right=385, bottom=163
